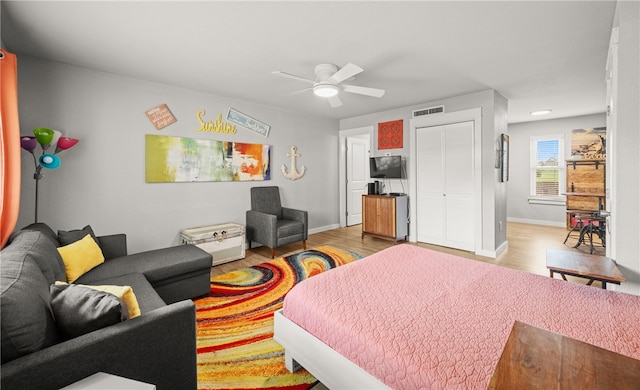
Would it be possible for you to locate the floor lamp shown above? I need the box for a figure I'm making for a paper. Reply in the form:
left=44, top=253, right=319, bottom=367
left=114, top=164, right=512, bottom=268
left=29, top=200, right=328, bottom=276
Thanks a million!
left=20, top=128, right=79, bottom=223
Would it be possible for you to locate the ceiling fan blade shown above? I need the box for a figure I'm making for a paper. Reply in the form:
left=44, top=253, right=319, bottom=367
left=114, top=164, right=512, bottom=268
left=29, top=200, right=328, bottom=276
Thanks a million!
left=272, top=71, right=316, bottom=84
left=288, top=87, right=313, bottom=96
left=328, top=63, right=363, bottom=84
left=327, top=95, right=343, bottom=108
left=342, top=84, right=386, bottom=98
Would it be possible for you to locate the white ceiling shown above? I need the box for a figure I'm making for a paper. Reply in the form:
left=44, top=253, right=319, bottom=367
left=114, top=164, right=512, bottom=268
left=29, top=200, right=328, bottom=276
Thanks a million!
left=1, top=1, right=616, bottom=124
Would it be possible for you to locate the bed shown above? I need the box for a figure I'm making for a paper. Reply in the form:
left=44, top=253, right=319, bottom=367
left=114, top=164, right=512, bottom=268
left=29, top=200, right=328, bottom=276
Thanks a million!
left=273, top=244, right=640, bottom=389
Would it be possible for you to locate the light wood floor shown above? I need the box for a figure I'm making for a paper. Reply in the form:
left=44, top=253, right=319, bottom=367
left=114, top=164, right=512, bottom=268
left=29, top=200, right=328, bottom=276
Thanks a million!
left=211, top=222, right=605, bottom=287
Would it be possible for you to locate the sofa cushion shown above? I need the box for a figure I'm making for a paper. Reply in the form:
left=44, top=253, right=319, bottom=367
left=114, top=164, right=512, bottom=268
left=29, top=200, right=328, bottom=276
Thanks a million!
left=57, top=225, right=98, bottom=246
left=3, top=230, right=67, bottom=284
left=18, top=222, right=61, bottom=247
left=56, top=282, right=141, bottom=319
left=50, top=283, right=128, bottom=339
left=57, top=234, right=105, bottom=283
left=89, top=273, right=167, bottom=313
left=0, top=255, right=60, bottom=363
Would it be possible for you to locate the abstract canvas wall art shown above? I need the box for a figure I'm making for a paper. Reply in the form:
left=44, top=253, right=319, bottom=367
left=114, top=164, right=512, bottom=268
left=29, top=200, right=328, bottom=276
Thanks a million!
left=145, top=134, right=270, bottom=182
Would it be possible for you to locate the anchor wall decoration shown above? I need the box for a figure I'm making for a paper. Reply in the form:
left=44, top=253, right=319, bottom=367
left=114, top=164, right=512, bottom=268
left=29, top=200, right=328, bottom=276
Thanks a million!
left=281, top=146, right=306, bottom=181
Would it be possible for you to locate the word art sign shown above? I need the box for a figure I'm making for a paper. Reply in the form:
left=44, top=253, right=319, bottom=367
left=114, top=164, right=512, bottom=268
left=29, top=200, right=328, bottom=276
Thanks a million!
left=196, top=110, right=237, bottom=134
left=226, top=108, right=270, bottom=137
left=146, top=104, right=177, bottom=130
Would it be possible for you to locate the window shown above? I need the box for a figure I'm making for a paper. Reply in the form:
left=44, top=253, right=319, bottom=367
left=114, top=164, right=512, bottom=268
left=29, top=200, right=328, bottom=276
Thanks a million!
left=529, top=135, right=565, bottom=205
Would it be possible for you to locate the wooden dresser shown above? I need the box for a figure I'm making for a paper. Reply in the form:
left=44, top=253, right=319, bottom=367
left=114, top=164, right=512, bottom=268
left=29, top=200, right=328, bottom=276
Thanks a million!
left=361, top=195, right=408, bottom=242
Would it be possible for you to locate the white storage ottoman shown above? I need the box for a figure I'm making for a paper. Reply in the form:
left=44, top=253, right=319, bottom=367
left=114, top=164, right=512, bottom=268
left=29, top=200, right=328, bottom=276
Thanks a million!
left=180, top=223, right=245, bottom=266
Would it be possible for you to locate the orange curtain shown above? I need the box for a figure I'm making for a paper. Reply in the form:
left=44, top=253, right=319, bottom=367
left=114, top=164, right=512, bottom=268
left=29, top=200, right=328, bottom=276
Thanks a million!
left=1, top=49, right=21, bottom=248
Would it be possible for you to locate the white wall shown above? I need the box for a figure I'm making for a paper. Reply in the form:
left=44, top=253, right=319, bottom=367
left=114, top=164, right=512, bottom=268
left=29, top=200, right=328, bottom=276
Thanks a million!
left=507, top=113, right=606, bottom=226
left=340, top=89, right=508, bottom=255
left=609, top=0, right=640, bottom=295
left=15, top=56, right=340, bottom=253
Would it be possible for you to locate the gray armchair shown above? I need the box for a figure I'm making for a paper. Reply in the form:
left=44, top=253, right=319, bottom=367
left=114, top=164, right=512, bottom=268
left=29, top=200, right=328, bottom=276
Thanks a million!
left=246, top=186, right=308, bottom=258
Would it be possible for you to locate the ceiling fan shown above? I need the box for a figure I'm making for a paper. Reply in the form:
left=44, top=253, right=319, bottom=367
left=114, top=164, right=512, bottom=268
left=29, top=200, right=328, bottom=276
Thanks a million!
left=272, top=63, right=385, bottom=108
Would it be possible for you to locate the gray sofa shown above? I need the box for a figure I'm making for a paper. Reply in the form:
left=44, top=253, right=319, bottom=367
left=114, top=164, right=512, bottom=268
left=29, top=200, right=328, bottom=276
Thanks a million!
left=0, top=223, right=213, bottom=390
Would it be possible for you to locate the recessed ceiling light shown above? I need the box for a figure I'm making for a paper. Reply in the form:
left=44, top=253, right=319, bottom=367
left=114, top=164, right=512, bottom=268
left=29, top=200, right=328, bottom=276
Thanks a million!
left=313, top=83, right=339, bottom=97
left=530, top=109, right=552, bottom=116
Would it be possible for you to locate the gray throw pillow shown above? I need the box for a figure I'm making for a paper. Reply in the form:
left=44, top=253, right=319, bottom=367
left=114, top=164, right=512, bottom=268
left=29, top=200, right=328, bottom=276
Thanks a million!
left=58, top=225, right=98, bottom=247
left=50, top=284, right=128, bottom=339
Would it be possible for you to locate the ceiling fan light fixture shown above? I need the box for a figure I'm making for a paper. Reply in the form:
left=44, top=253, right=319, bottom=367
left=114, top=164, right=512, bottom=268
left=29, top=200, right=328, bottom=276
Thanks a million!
left=313, top=84, right=339, bottom=97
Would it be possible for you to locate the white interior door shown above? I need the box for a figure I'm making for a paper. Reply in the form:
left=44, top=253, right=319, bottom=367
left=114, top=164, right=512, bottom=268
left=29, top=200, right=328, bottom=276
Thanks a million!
left=443, top=122, right=475, bottom=250
left=416, top=126, right=445, bottom=242
left=346, top=136, right=370, bottom=226
left=416, top=121, right=475, bottom=250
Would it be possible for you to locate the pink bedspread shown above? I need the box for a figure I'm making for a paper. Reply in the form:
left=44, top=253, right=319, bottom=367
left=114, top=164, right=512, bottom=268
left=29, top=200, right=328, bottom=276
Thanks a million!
left=283, top=244, right=640, bottom=389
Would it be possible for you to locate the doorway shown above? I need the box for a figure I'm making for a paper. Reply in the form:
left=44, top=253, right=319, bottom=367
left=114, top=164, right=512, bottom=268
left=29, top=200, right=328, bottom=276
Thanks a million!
left=339, top=126, right=373, bottom=227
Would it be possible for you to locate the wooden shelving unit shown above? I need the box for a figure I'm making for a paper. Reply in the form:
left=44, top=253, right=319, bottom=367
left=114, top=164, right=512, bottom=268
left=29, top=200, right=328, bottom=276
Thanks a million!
left=565, top=159, right=605, bottom=229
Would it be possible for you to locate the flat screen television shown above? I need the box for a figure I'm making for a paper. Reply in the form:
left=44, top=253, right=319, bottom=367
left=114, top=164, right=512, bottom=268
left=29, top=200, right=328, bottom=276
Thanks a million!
left=370, top=156, right=403, bottom=179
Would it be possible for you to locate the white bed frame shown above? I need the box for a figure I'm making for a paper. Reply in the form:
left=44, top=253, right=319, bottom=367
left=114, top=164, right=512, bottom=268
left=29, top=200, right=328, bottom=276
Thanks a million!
left=273, top=309, right=389, bottom=389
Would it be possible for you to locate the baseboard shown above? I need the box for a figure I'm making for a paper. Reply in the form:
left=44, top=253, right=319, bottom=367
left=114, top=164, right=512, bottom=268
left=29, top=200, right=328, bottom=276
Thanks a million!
left=309, top=224, right=340, bottom=235
left=507, top=217, right=565, bottom=228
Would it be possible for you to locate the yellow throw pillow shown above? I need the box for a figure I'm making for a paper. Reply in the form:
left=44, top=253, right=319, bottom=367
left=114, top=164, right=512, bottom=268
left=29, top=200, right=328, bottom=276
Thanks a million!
left=55, top=281, right=141, bottom=319
left=57, top=234, right=105, bottom=283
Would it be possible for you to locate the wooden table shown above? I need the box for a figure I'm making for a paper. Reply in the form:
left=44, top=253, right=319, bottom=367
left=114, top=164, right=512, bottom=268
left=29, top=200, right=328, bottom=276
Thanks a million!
left=546, top=249, right=625, bottom=289
left=489, top=321, right=640, bottom=389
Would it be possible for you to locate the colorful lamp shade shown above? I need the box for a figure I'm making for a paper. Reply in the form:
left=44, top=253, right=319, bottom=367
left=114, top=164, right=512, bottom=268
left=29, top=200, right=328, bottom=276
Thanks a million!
left=38, top=154, right=61, bottom=169
left=33, top=128, right=55, bottom=147
left=20, top=136, right=38, bottom=153
left=20, top=127, right=79, bottom=223
left=55, top=137, right=79, bottom=153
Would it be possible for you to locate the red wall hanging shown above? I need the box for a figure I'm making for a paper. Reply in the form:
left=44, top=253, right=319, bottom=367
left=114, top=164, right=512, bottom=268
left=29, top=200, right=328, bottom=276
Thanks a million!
left=378, top=119, right=403, bottom=149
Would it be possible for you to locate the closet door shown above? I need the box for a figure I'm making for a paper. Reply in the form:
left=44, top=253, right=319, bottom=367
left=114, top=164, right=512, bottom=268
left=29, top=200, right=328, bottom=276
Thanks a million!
left=416, top=121, right=474, bottom=250
left=416, top=126, right=445, bottom=242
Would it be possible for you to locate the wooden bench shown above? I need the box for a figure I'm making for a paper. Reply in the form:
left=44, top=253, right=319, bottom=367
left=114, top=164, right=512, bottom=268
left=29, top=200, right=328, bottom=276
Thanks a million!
left=546, top=249, right=625, bottom=290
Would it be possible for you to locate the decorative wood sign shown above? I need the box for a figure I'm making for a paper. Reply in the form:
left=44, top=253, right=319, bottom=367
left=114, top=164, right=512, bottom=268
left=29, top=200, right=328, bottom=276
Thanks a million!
left=378, top=119, right=403, bottom=149
left=226, top=108, right=270, bottom=137
left=145, top=104, right=177, bottom=130
left=196, top=110, right=237, bottom=134
left=145, top=134, right=270, bottom=183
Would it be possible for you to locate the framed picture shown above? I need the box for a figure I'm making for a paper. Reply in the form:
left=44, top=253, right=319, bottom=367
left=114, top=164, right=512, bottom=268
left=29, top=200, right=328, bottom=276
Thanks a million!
left=500, top=134, right=509, bottom=182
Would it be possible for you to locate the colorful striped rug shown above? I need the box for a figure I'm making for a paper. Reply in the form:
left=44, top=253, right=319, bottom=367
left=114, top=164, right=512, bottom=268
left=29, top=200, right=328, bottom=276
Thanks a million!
left=194, top=246, right=362, bottom=390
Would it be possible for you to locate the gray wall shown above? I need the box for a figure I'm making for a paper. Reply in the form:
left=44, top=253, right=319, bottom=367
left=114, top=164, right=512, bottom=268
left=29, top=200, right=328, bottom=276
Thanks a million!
left=507, top=113, right=607, bottom=226
left=15, top=55, right=340, bottom=253
left=340, top=89, right=508, bottom=255
left=610, top=0, right=640, bottom=295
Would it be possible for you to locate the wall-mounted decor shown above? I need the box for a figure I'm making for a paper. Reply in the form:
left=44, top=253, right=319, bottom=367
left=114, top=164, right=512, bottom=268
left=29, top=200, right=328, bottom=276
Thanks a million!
left=378, top=119, right=403, bottom=149
left=499, top=133, right=509, bottom=182
left=145, top=134, right=270, bottom=183
left=195, top=110, right=237, bottom=134
left=226, top=108, right=270, bottom=137
left=145, top=104, right=176, bottom=130
left=281, top=146, right=306, bottom=181
left=570, top=127, right=606, bottom=160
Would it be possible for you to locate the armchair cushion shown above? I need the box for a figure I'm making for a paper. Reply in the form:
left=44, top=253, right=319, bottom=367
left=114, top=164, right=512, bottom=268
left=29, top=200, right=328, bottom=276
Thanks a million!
left=250, top=186, right=283, bottom=218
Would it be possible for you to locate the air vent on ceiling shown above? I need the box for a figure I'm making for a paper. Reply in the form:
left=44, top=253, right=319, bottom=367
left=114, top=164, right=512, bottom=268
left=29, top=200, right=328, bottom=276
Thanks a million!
left=412, top=105, right=445, bottom=117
